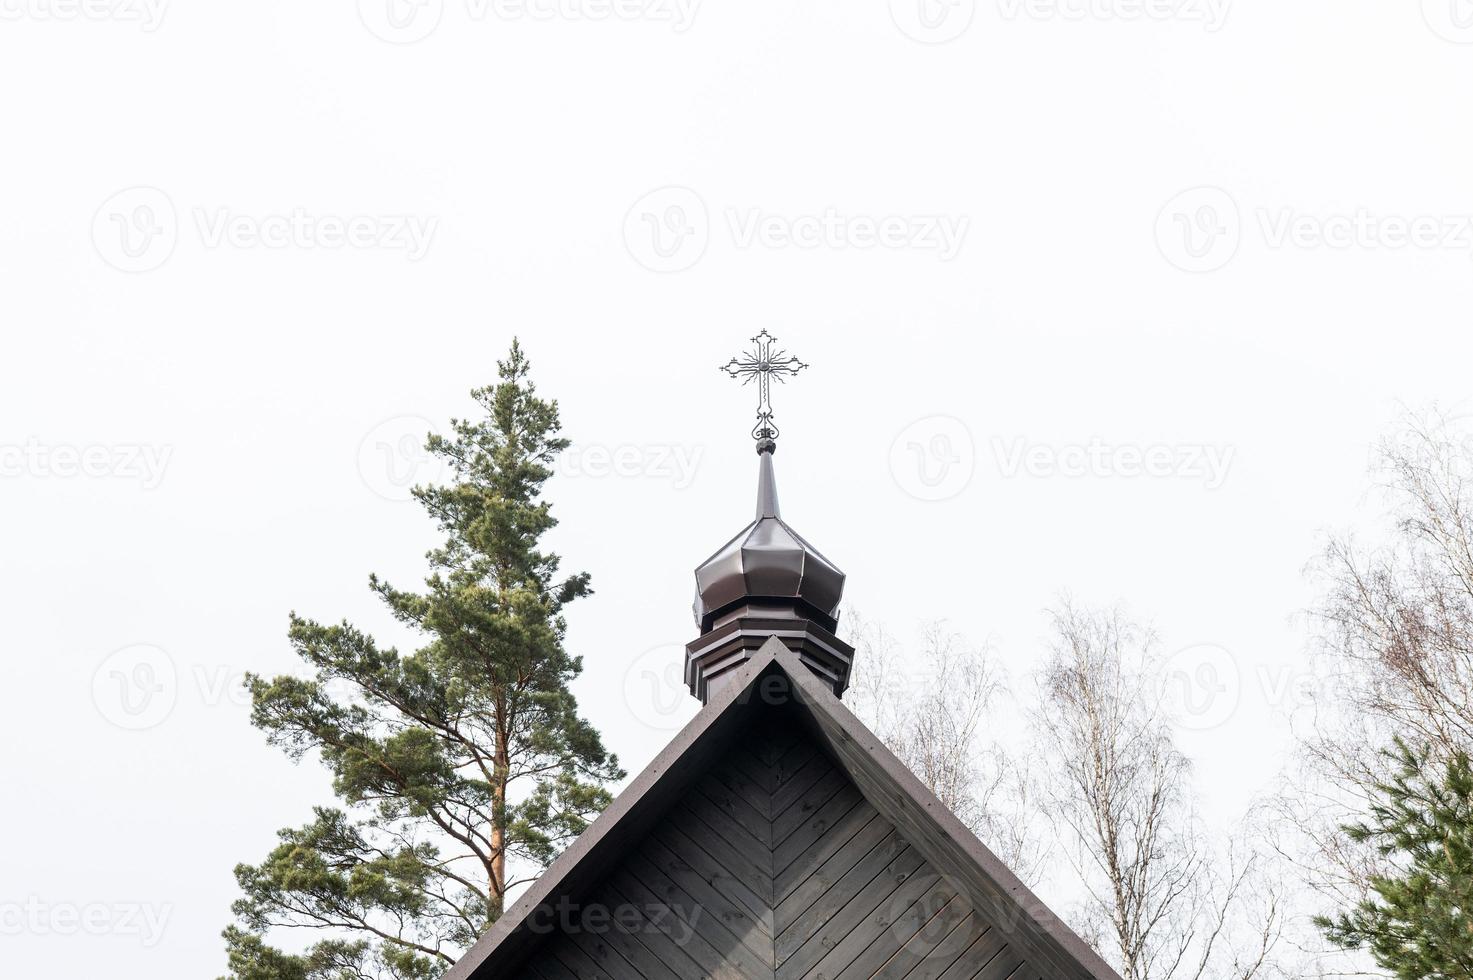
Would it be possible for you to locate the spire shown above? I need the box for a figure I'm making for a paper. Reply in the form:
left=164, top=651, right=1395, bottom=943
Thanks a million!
left=755, top=438, right=779, bottom=520
left=686, top=333, right=854, bottom=704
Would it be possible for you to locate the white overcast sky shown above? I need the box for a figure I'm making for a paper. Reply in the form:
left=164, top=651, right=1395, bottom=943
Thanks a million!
left=4, top=1, right=1473, bottom=975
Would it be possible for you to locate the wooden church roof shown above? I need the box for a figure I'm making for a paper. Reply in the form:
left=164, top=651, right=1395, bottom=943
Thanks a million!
left=446, top=638, right=1123, bottom=980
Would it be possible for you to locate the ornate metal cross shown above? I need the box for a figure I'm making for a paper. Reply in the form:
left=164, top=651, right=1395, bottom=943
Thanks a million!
left=720, top=329, right=808, bottom=441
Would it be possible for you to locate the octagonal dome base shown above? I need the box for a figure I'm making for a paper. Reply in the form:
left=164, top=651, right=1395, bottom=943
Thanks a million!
left=685, top=605, right=854, bottom=703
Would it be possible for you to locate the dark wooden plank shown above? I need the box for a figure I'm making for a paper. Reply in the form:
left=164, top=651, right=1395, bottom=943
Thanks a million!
left=773, top=763, right=848, bottom=844
left=935, top=928, right=1008, bottom=980
left=680, top=789, right=774, bottom=886
left=973, top=947, right=1025, bottom=980
left=651, top=820, right=772, bottom=931
left=601, top=876, right=730, bottom=980
left=770, top=750, right=833, bottom=820
left=858, top=891, right=973, bottom=980
left=525, top=948, right=580, bottom=980
left=577, top=883, right=685, bottom=980
left=773, top=782, right=864, bottom=873
left=890, top=910, right=987, bottom=980
left=774, top=797, right=878, bottom=901
left=769, top=737, right=821, bottom=800
left=556, top=928, right=637, bottom=980
left=774, top=727, right=820, bottom=773
left=774, top=814, right=893, bottom=935
left=727, top=741, right=774, bottom=793
left=695, top=771, right=772, bottom=848
left=747, top=723, right=803, bottom=767
left=776, top=835, right=918, bottom=966
left=836, top=880, right=961, bottom=980
left=670, top=797, right=774, bottom=902
left=609, top=860, right=777, bottom=978
left=796, top=867, right=945, bottom=980
left=632, top=838, right=773, bottom=966
left=776, top=846, right=929, bottom=979
left=709, top=756, right=773, bottom=821
left=603, top=866, right=730, bottom=978
left=622, top=849, right=770, bottom=970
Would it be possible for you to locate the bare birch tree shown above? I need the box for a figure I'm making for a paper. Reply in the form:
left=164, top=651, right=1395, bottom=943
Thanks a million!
left=845, top=615, right=1046, bottom=886
left=1035, top=600, right=1283, bottom=980
left=1275, top=409, right=1473, bottom=975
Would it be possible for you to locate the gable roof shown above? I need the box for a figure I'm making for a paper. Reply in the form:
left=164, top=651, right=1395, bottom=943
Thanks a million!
left=447, top=637, right=1124, bottom=980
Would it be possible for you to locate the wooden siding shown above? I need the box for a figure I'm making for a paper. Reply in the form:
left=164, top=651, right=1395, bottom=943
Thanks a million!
left=521, top=719, right=1042, bottom=980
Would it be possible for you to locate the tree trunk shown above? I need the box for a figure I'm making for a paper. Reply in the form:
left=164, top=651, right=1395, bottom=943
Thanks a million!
left=489, top=729, right=508, bottom=922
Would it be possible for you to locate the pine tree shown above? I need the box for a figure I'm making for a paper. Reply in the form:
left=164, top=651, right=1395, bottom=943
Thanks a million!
left=222, top=341, right=623, bottom=979
left=1318, top=739, right=1473, bottom=980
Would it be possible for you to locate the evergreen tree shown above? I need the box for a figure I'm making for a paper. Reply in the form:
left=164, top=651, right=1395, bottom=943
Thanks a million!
left=1318, top=739, right=1473, bottom=980
left=222, top=341, right=623, bottom=979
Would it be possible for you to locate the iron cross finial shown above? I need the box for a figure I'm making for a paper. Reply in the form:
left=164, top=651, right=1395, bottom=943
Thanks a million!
left=720, top=329, right=808, bottom=442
